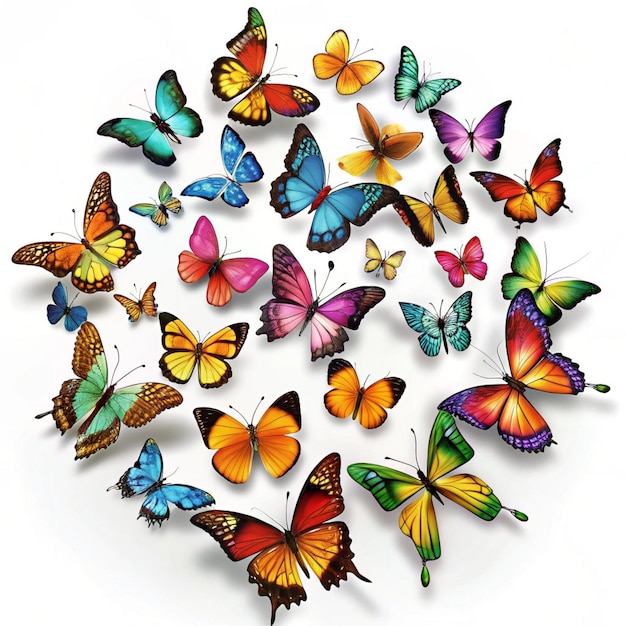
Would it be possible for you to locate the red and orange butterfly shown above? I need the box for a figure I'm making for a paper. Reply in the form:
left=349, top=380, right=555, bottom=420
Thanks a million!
left=434, top=236, right=487, bottom=287
left=113, top=281, right=158, bottom=322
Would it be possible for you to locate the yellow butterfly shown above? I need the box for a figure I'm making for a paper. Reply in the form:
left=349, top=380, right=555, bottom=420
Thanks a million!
left=114, top=281, right=158, bottom=322
left=364, top=238, right=406, bottom=280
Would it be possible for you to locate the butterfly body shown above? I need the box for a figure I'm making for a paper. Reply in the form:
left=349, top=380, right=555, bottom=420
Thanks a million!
left=435, top=236, right=487, bottom=287
left=130, top=182, right=181, bottom=226
left=47, top=281, right=88, bottom=331
left=114, top=281, right=158, bottom=322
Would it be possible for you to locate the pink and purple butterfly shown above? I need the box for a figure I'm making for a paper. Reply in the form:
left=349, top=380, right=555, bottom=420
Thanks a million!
left=434, top=236, right=488, bottom=287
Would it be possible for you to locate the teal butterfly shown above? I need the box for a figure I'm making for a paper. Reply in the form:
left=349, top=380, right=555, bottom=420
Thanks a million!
left=394, top=46, right=461, bottom=113
left=130, top=181, right=182, bottom=227
left=97, top=70, right=203, bottom=166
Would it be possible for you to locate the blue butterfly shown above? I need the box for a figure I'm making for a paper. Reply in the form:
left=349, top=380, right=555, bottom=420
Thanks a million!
left=270, top=124, right=399, bottom=252
left=108, top=438, right=215, bottom=526
left=399, top=291, right=472, bottom=356
left=129, top=181, right=182, bottom=227
left=46, top=281, right=88, bottom=332
left=97, top=69, right=203, bottom=167
left=181, top=125, right=264, bottom=208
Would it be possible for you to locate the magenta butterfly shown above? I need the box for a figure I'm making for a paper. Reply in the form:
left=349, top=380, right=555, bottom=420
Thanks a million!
left=257, top=244, right=385, bottom=361
left=435, top=236, right=488, bottom=287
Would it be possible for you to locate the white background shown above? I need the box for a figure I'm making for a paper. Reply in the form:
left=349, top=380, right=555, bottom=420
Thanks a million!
left=2, top=1, right=622, bottom=624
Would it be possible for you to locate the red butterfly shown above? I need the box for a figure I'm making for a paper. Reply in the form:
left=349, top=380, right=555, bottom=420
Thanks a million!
left=434, top=235, right=487, bottom=287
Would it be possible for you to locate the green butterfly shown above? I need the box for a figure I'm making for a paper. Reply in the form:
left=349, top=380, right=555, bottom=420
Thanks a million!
left=347, top=410, right=528, bottom=587
left=130, top=181, right=182, bottom=227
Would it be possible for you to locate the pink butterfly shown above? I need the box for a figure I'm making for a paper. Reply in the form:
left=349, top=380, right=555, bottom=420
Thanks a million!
left=256, top=244, right=385, bottom=361
left=434, top=236, right=487, bottom=288
left=177, top=216, right=269, bottom=307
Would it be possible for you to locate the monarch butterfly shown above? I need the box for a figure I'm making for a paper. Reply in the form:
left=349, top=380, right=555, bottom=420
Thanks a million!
left=113, top=282, right=158, bottom=322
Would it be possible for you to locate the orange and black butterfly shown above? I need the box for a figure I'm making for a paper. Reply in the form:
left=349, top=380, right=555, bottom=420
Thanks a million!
left=114, top=282, right=158, bottom=322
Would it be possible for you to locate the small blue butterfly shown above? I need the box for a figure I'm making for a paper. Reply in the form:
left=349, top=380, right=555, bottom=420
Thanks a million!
left=108, top=438, right=215, bottom=526
left=46, top=281, right=88, bottom=332
left=181, top=125, right=264, bottom=208
left=130, top=182, right=182, bottom=227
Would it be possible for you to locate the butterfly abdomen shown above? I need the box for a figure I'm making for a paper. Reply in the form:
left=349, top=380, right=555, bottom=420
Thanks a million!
left=311, top=186, right=332, bottom=211
left=151, top=113, right=180, bottom=144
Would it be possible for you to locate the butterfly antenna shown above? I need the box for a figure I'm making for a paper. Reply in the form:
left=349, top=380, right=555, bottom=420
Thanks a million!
left=250, top=505, right=288, bottom=532
left=586, top=383, right=611, bottom=393
left=112, top=362, right=146, bottom=387
left=227, top=403, right=251, bottom=425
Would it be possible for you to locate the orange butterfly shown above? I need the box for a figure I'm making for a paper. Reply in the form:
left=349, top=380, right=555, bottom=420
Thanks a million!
left=12, top=172, right=140, bottom=293
left=113, top=282, right=158, bottom=322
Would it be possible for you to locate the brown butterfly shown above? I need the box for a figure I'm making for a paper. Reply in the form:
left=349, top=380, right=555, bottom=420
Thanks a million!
left=114, top=282, right=158, bottom=322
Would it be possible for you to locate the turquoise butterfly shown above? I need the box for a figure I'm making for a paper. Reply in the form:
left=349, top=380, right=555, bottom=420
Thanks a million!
left=130, top=181, right=182, bottom=227
left=97, top=70, right=203, bottom=166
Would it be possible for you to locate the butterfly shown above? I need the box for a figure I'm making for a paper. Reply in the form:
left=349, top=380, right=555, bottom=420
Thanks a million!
left=113, top=281, right=158, bottom=322
left=270, top=124, right=399, bottom=253
left=347, top=410, right=528, bottom=587
left=429, top=100, right=512, bottom=163
left=129, top=181, right=182, bottom=227
left=193, top=391, right=301, bottom=484
left=257, top=244, right=386, bottom=361
left=434, top=236, right=487, bottom=287
left=107, top=438, right=215, bottom=527
left=438, top=288, right=610, bottom=452
left=470, top=138, right=569, bottom=226
left=181, top=125, right=264, bottom=208
left=46, top=281, right=88, bottom=332
left=324, top=359, right=406, bottom=429
left=394, top=46, right=461, bottom=113
left=190, top=452, right=370, bottom=624
left=312, top=30, right=384, bottom=95
left=12, top=172, right=140, bottom=293
left=211, top=7, right=320, bottom=126
left=364, top=238, right=406, bottom=280
left=393, top=165, right=469, bottom=247
left=177, top=216, right=269, bottom=307
left=97, top=69, right=203, bottom=166
left=501, top=236, right=600, bottom=325
left=338, top=102, right=423, bottom=185
left=158, top=312, right=249, bottom=388
left=35, top=322, right=183, bottom=460
left=399, top=291, right=473, bottom=357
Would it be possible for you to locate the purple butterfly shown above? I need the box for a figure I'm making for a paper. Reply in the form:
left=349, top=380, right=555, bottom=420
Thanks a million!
left=429, top=100, right=512, bottom=164
left=256, top=244, right=385, bottom=361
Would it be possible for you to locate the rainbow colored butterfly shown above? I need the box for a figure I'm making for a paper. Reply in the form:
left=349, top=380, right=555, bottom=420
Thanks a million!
left=47, top=281, right=88, bottom=332
left=364, top=238, right=406, bottom=280
left=435, top=236, right=487, bottom=287
left=129, top=181, right=182, bottom=227
left=113, top=281, right=158, bottom=322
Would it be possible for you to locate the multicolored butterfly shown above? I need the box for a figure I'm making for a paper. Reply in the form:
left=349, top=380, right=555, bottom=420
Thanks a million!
left=347, top=410, right=528, bottom=587
left=158, top=312, right=249, bottom=388
left=270, top=124, right=399, bottom=253
left=35, top=322, right=183, bottom=460
left=12, top=172, right=140, bottom=293
left=191, top=452, right=370, bottom=624
left=177, top=216, right=269, bottom=307
left=97, top=69, right=203, bottom=166
left=393, top=165, right=468, bottom=247
left=114, top=281, right=158, bottom=322
left=364, top=238, right=406, bottom=280
left=107, top=438, right=215, bottom=526
left=338, top=102, right=423, bottom=185
left=312, top=30, right=384, bottom=95
left=129, top=181, right=182, bottom=227
left=211, top=7, right=320, bottom=126
left=47, top=281, right=88, bottom=332
left=181, top=125, right=264, bottom=208
left=394, top=46, right=461, bottom=113
left=193, top=391, right=301, bottom=484
left=257, top=244, right=386, bottom=361
left=324, top=359, right=406, bottom=429
left=429, top=100, right=512, bottom=163
left=438, top=289, right=610, bottom=452
left=471, top=138, right=569, bottom=226
left=435, top=236, right=487, bottom=287
left=399, top=291, right=473, bottom=357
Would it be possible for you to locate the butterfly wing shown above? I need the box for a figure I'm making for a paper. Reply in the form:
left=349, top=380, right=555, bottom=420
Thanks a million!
left=526, top=138, right=568, bottom=216
left=470, top=100, right=512, bottom=160
left=434, top=250, right=465, bottom=287
left=142, top=483, right=214, bottom=526
left=428, top=109, right=471, bottom=163
left=110, top=438, right=162, bottom=498
left=154, top=69, right=203, bottom=139
left=399, top=303, right=443, bottom=356
left=364, top=238, right=383, bottom=275
left=443, top=291, right=473, bottom=353
left=382, top=251, right=406, bottom=280
left=461, top=235, right=488, bottom=281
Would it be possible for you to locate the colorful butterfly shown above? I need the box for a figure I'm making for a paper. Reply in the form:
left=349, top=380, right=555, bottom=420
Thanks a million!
left=429, top=100, right=512, bottom=163
left=47, top=281, right=88, bottom=332
left=12, top=172, right=140, bottom=293
left=393, top=165, right=469, bottom=247
left=312, top=30, right=384, bottom=95
left=129, top=181, right=182, bottom=227
left=193, top=391, right=301, bottom=484
left=181, top=125, right=264, bottom=208
left=438, top=289, right=610, bottom=452
left=399, top=291, right=473, bottom=357
left=435, top=236, right=487, bottom=287
left=35, top=322, right=183, bottom=460
left=257, top=244, right=386, bottom=361
left=270, top=124, right=399, bottom=253
left=114, top=281, right=158, bottom=322
left=107, top=438, right=215, bottom=526
left=501, top=236, right=600, bottom=325
left=324, top=359, right=406, bottom=429
left=347, top=410, right=528, bottom=587
left=470, top=138, right=569, bottom=226
left=394, top=46, right=461, bottom=113
left=158, top=312, right=249, bottom=388
left=191, top=452, right=370, bottom=624
left=338, top=102, right=423, bottom=185
left=211, top=7, right=320, bottom=126
left=177, top=216, right=269, bottom=307
left=364, top=238, right=406, bottom=280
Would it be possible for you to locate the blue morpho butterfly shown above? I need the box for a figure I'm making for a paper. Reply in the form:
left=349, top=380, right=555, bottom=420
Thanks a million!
left=47, top=281, right=88, bottom=332
left=129, top=181, right=182, bottom=227
left=270, top=123, right=399, bottom=253
left=97, top=69, right=203, bottom=167
left=107, top=438, right=215, bottom=527
left=181, top=125, right=264, bottom=208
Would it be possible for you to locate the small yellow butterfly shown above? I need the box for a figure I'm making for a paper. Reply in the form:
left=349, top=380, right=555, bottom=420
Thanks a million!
left=364, top=238, right=406, bottom=280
